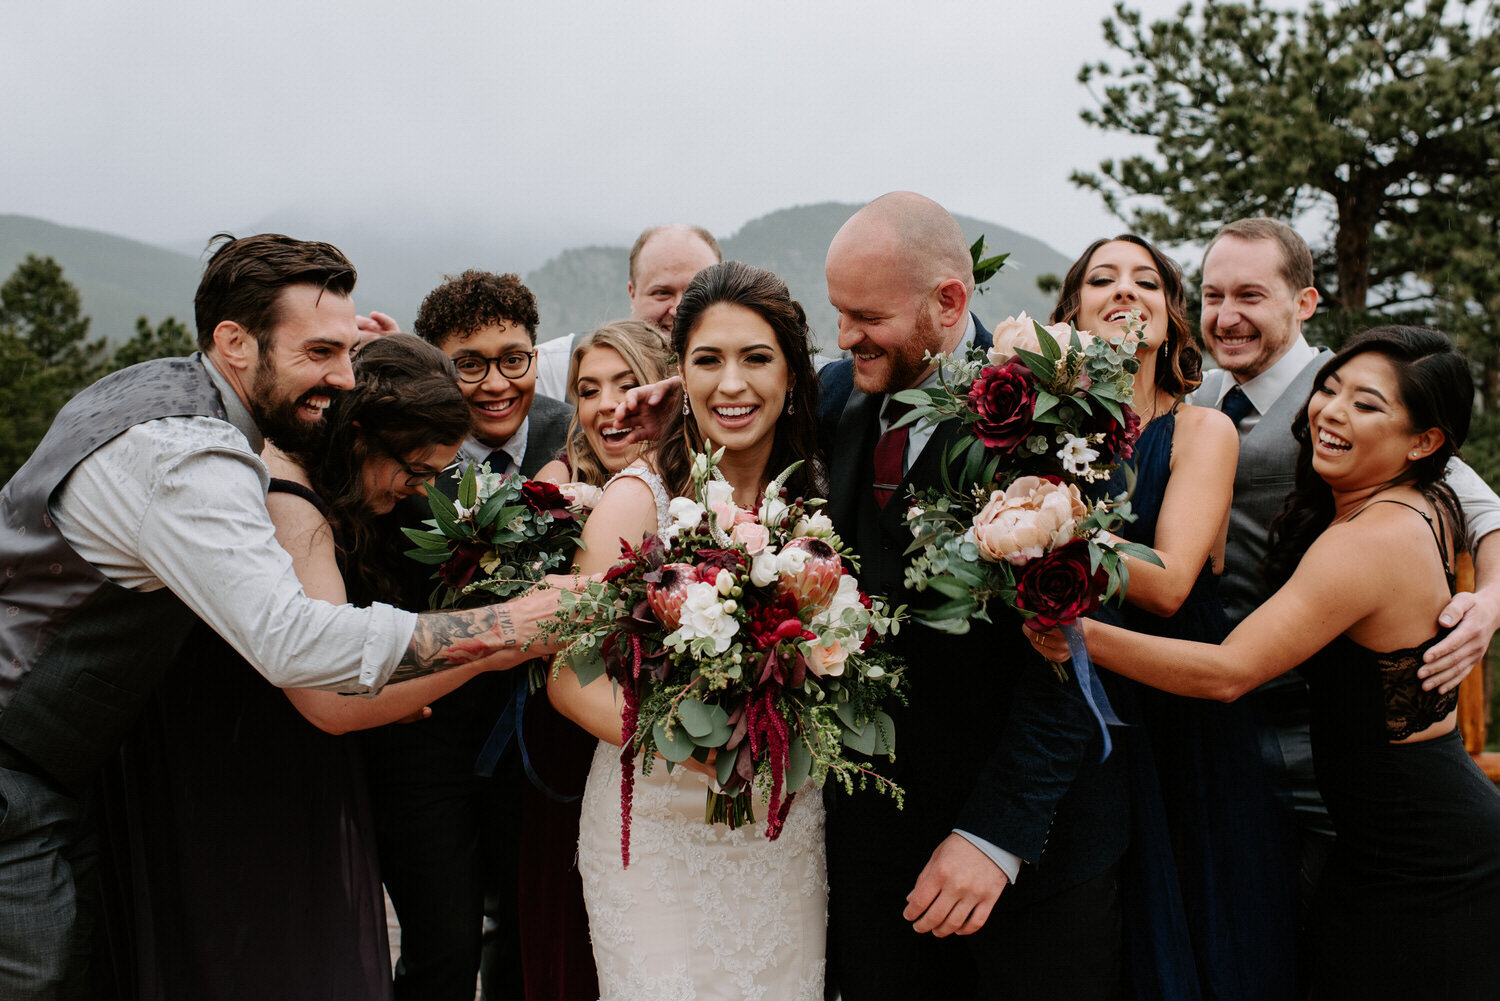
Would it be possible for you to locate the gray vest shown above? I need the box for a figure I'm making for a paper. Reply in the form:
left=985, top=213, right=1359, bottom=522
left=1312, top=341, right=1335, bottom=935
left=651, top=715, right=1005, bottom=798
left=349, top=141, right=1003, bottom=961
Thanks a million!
left=1194, top=352, right=1330, bottom=625
left=0, top=355, right=228, bottom=789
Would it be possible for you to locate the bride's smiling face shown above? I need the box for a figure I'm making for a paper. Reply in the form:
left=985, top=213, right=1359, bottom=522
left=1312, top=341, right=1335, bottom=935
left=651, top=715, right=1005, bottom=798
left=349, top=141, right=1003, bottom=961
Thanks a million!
left=683, top=303, right=789, bottom=457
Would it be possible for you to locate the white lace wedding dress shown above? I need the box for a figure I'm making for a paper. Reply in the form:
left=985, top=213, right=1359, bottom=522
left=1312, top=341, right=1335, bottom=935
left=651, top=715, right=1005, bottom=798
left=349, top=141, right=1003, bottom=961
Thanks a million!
left=576, top=467, right=827, bottom=1001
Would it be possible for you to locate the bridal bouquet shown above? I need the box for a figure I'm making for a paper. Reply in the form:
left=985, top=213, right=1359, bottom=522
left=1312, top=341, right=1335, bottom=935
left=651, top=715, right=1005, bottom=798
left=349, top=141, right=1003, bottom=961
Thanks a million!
left=895, top=314, right=1160, bottom=754
left=402, top=462, right=586, bottom=609
left=552, top=449, right=905, bottom=866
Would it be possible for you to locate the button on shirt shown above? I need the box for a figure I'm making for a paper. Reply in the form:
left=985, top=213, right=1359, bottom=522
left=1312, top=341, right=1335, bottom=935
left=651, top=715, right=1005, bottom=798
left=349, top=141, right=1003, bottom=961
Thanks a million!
left=50, top=356, right=417, bottom=693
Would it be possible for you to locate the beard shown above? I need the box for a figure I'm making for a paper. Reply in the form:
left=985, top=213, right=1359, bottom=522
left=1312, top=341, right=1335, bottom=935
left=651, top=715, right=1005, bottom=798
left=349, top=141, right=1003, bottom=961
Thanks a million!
left=868, top=304, right=944, bottom=395
left=249, top=356, right=336, bottom=455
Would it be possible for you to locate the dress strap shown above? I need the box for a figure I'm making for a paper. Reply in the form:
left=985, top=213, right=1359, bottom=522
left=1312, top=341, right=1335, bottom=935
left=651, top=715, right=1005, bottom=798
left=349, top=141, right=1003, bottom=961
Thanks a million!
left=268, top=476, right=330, bottom=518
left=1351, top=498, right=1455, bottom=592
left=606, top=465, right=672, bottom=537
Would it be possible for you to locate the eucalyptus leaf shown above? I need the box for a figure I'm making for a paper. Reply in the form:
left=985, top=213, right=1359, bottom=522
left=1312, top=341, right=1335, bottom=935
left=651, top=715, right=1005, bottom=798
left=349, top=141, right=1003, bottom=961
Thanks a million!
left=653, top=719, right=696, bottom=763
left=786, top=736, right=813, bottom=790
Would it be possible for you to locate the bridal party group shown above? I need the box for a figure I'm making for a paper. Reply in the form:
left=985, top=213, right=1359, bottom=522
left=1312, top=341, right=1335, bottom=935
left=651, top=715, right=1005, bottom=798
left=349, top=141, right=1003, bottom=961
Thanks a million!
left=2, top=190, right=1500, bottom=1001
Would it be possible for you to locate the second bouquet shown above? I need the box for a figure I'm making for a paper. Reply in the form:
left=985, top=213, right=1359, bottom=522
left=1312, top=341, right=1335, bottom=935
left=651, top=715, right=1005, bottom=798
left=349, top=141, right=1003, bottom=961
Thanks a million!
left=552, top=449, right=905, bottom=866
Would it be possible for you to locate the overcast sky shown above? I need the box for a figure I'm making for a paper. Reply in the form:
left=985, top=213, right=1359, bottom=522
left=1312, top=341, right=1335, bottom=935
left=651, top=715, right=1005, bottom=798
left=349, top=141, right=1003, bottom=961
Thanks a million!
left=3, top=0, right=1190, bottom=265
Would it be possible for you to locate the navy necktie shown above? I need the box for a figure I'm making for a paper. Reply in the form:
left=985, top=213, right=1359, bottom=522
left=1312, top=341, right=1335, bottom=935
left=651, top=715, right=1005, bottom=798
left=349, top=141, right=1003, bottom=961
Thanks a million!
left=485, top=450, right=513, bottom=476
left=1220, top=385, right=1255, bottom=428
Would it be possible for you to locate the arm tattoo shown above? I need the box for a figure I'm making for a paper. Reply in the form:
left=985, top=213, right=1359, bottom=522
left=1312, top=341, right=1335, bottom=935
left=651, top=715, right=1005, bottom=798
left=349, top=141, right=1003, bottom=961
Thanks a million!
left=390, top=603, right=521, bottom=683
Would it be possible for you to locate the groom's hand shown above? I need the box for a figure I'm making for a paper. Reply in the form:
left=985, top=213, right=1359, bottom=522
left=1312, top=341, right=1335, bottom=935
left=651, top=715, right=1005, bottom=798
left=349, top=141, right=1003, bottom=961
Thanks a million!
left=903, top=834, right=1009, bottom=937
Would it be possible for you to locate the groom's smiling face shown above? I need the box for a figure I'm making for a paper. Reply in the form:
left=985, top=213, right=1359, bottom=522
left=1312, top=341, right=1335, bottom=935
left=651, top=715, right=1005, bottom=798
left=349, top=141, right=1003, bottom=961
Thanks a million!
left=247, top=283, right=359, bottom=451
left=826, top=240, right=944, bottom=396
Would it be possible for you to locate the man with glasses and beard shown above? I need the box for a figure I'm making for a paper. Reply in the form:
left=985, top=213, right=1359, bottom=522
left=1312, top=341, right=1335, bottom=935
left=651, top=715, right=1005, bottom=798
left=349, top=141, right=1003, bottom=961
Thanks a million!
left=0, top=234, right=568, bottom=1000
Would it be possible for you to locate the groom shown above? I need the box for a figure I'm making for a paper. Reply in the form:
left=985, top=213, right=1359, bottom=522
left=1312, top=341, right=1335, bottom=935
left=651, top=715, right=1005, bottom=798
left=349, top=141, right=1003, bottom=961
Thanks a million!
left=818, top=193, right=1127, bottom=1000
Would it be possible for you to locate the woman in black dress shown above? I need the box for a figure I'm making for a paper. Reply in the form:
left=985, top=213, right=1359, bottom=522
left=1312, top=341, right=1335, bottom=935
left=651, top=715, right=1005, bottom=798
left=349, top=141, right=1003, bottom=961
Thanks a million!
left=1027, top=325, right=1500, bottom=1000
left=98, top=334, right=495, bottom=1000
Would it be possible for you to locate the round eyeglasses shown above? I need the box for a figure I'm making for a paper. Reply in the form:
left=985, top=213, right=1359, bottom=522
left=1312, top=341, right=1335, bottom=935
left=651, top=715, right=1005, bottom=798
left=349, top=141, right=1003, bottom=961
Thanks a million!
left=452, top=350, right=534, bottom=384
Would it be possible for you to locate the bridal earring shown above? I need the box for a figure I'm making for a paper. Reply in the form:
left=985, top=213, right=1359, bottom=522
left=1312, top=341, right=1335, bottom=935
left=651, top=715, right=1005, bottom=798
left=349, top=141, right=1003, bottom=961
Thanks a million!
left=683, top=398, right=691, bottom=415
left=785, top=392, right=795, bottom=416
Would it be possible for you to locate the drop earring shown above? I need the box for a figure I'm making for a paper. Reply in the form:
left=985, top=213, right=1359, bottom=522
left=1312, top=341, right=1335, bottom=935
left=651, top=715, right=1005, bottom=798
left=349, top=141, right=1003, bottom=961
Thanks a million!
left=786, top=392, right=795, bottom=416
left=682, top=397, right=691, bottom=416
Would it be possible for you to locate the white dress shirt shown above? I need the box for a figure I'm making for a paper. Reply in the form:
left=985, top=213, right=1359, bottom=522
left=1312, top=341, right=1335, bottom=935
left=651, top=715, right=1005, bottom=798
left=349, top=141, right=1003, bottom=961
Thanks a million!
left=50, top=356, right=416, bottom=693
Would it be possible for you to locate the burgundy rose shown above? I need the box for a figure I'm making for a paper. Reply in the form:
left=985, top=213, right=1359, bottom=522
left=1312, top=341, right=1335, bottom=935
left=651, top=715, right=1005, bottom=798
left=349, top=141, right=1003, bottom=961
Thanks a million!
left=438, top=539, right=489, bottom=589
left=1014, top=540, right=1106, bottom=629
left=967, top=358, right=1037, bottom=454
left=1091, top=404, right=1141, bottom=464
left=520, top=479, right=574, bottom=520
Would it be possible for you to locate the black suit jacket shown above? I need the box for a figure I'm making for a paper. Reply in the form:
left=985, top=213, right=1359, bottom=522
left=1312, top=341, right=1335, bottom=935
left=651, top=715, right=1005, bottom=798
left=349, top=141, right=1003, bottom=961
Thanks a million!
left=818, top=317, right=1126, bottom=909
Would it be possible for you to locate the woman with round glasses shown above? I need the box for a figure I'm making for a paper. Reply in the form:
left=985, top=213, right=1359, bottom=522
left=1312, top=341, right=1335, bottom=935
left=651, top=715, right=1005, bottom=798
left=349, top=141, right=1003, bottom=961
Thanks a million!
left=369, top=270, right=573, bottom=1001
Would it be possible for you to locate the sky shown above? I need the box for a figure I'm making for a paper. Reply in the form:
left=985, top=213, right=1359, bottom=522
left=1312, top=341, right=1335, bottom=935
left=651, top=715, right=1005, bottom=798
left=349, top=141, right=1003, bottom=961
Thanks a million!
left=2, top=0, right=1191, bottom=266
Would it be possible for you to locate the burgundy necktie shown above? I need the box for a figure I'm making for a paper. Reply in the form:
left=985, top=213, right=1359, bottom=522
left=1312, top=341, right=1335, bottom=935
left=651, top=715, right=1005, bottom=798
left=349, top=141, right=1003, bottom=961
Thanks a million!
left=873, top=398, right=914, bottom=510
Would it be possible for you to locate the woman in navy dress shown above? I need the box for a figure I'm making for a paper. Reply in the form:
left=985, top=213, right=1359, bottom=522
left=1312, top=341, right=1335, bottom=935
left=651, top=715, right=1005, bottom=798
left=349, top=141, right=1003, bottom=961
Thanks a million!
left=1051, top=236, right=1297, bottom=1001
left=1029, top=326, right=1500, bottom=1000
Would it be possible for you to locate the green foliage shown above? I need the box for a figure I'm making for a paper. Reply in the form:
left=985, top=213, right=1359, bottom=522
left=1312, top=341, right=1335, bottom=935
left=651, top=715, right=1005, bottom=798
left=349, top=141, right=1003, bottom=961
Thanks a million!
left=969, top=235, right=1010, bottom=294
left=1075, top=0, right=1500, bottom=357
left=0, top=255, right=110, bottom=484
left=0, top=253, right=206, bottom=484
left=0, top=254, right=104, bottom=369
left=106, top=315, right=194, bottom=371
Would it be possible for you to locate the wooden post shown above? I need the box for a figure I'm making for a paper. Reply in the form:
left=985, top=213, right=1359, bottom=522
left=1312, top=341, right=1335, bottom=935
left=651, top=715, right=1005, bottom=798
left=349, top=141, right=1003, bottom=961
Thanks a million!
left=1454, top=553, right=1500, bottom=781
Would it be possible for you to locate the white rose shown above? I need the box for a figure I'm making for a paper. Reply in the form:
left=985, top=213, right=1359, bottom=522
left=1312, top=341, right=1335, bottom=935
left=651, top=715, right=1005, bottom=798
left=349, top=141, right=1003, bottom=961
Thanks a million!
left=792, top=511, right=834, bottom=537
left=759, top=494, right=790, bottom=529
left=750, top=547, right=780, bottom=587
left=702, top=480, right=734, bottom=511
left=677, top=581, right=740, bottom=653
left=777, top=546, right=813, bottom=577
left=668, top=496, right=706, bottom=531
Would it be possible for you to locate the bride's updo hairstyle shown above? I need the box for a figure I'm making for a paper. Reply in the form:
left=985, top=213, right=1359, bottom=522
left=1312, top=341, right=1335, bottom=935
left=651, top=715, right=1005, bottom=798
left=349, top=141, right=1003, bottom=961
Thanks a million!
left=292, top=333, right=470, bottom=602
left=1049, top=233, right=1201, bottom=398
left=656, top=261, right=826, bottom=501
left=1263, top=325, right=1472, bottom=588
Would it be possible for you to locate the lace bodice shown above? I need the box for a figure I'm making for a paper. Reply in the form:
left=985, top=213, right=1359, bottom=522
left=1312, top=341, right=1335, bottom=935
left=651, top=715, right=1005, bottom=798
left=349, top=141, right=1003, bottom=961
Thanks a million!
left=606, top=465, right=673, bottom=537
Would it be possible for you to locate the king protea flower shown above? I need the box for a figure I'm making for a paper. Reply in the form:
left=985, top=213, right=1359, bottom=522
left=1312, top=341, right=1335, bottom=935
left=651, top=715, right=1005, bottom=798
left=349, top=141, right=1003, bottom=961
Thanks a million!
left=774, top=538, right=843, bottom=614
left=646, top=563, right=697, bottom=630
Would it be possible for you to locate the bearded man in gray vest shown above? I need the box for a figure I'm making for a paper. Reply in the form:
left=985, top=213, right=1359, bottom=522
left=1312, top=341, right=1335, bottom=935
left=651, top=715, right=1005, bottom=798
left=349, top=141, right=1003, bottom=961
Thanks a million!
left=0, top=233, right=567, bottom=999
left=1188, top=217, right=1500, bottom=972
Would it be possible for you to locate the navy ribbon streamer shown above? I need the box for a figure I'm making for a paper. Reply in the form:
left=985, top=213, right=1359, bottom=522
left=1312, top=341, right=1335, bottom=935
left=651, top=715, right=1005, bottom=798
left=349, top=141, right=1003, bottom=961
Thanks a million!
left=1064, top=621, right=1124, bottom=762
left=473, top=682, right=583, bottom=803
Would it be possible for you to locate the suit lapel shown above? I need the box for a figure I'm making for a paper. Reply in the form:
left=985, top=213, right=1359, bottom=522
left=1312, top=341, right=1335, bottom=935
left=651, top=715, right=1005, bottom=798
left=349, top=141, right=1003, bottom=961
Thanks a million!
left=829, top=388, right=881, bottom=530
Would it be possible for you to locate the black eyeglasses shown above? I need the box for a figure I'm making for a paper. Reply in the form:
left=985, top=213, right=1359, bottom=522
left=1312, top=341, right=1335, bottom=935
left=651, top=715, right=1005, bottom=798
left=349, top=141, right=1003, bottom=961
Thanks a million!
left=452, top=350, right=535, bottom=384
left=393, top=456, right=444, bottom=488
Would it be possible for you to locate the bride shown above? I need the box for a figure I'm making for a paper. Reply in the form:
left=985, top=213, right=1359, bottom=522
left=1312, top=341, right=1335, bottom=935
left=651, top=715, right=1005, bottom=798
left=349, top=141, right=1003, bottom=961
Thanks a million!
left=548, top=261, right=829, bottom=1000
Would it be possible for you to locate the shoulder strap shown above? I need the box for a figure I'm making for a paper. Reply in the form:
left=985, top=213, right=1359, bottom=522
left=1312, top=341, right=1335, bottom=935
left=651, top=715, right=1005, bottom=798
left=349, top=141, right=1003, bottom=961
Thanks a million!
left=268, top=477, right=330, bottom=518
left=1353, top=498, right=1454, bottom=589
